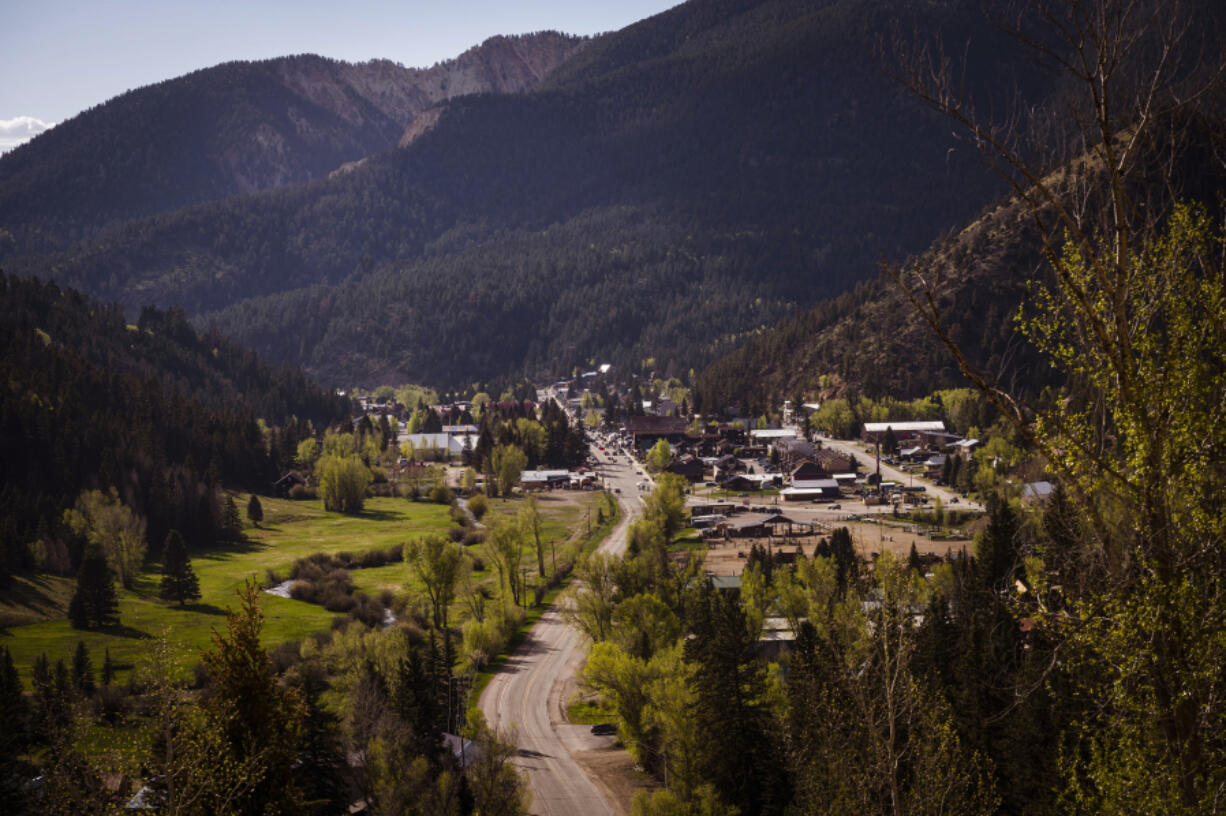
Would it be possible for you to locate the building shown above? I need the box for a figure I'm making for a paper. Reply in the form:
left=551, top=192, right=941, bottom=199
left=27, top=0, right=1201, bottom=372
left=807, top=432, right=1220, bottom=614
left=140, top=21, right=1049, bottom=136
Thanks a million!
left=626, top=415, right=689, bottom=454
left=1022, top=480, right=1056, bottom=505
left=520, top=470, right=570, bottom=491
left=776, top=437, right=816, bottom=470
left=861, top=420, right=946, bottom=444
left=665, top=454, right=705, bottom=483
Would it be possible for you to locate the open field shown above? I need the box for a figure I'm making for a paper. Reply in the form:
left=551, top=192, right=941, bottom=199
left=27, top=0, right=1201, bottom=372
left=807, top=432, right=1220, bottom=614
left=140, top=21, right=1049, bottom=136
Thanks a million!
left=0, top=491, right=609, bottom=685
left=0, top=495, right=452, bottom=682
left=699, top=517, right=973, bottom=577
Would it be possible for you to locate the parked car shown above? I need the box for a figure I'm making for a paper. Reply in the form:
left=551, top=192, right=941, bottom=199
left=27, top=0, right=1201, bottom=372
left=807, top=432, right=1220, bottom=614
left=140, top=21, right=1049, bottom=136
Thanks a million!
left=590, top=723, right=617, bottom=736
left=830, top=503, right=841, bottom=509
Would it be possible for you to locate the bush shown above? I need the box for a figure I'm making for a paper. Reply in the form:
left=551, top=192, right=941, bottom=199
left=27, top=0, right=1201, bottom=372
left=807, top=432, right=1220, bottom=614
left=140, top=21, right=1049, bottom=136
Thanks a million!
left=467, top=493, right=489, bottom=521
left=349, top=593, right=386, bottom=628
left=462, top=529, right=486, bottom=548
left=430, top=483, right=454, bottom=504
left=470, top=556, right=485, bottom=572
left=288, top=483, right=315, bottom=500
left=268, top=641, right=301, bottom=675
left=448, top=526, right=466, bottom=543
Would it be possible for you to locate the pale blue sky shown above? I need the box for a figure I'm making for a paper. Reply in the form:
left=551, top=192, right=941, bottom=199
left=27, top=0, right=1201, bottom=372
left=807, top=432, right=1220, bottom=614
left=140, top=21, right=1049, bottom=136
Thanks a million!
left=1, top=0, right=680, bottom=144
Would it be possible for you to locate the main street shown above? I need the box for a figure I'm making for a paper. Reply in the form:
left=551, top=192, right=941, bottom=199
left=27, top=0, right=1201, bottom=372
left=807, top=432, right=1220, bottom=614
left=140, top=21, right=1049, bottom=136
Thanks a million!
left=479, top=444, right=641, bottom=816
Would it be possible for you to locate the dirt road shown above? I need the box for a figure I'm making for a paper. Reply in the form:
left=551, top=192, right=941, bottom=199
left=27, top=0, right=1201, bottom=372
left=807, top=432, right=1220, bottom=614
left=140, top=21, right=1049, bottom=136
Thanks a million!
left=479, top=447, right=640, bottom=815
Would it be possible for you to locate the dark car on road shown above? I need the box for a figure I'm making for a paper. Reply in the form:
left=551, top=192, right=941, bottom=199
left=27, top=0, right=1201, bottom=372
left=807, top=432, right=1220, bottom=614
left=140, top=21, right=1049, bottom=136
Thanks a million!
left=590, top=723, right=617, bottom=736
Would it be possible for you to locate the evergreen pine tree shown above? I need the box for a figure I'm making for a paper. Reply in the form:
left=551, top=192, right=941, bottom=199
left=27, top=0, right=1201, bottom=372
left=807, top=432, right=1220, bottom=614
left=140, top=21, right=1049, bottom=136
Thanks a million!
left=222, top=494, right=242, bottom=541
left=72, top=641, right=95, bottom=695
left=0, top=646, right=30, bottom=812
left=246, top=494, right=264, bottom=528
left=159, top=530, right=201, bottom=606
left=908, top=542, right=924, bottom=574
left=101, top=648, right=114, bottom=687
left=829, top=527, right=858, bottom=591
left=69, top=545, right=119, bottom=629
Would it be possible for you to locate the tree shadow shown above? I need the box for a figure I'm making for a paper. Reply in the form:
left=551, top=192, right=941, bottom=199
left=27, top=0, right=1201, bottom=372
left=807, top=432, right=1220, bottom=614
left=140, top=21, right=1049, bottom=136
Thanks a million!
left=96, top=623, right=153, bottom=640
left=0, top=573, right=69, bottom=619
left=182, top=602, right=227, bottom=616
left=356, top=508, right=401, bottom=522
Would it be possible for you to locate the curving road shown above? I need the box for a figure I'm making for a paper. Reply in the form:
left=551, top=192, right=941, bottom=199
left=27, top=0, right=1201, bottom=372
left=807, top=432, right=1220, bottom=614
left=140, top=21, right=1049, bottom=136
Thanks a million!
left=480, top=445, right=640, bottom=816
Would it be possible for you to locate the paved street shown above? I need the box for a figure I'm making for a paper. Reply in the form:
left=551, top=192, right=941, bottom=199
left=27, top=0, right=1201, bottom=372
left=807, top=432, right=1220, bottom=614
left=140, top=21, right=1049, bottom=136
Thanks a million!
left=479, top=445, right=640, bottom=815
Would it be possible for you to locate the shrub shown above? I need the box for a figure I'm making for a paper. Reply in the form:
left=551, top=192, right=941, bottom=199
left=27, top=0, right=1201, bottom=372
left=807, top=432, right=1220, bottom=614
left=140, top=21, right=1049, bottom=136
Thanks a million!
left=448, top=526, right=466, bottom=543
left=467, top=493, right=489, bottom=521
left=462, top=529, right=486, bottom=548
left=430, top=483, right=454, bottom=505
left=349, top=594, right=386, bottom=628
left=288, top=483, right=314, bottom=500
left=268, top=641, right=301, bottom=675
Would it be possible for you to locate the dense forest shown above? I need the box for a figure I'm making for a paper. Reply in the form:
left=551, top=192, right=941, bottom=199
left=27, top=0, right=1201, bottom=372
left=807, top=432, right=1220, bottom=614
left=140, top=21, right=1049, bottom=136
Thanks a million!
left=0, top=274, right=351, bottom=584
left=2, top=0, right=1054, bottom=387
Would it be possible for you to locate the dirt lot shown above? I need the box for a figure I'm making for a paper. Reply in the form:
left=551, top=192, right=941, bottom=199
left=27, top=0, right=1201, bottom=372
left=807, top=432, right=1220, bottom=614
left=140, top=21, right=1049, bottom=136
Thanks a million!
left=700, top=520, right=972, bottom=577
left=571, top=747, right=660, bottom=815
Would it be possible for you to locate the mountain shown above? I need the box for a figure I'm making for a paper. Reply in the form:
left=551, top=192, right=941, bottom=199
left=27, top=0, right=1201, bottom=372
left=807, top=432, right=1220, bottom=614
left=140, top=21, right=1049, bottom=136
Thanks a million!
left=3, top=0, right=1055, bottom=388
left=0, top=273, right=352, bottom=581
left=0, top=32, right=586, bottom=255
left=691, top=107, right=1226, bottom=414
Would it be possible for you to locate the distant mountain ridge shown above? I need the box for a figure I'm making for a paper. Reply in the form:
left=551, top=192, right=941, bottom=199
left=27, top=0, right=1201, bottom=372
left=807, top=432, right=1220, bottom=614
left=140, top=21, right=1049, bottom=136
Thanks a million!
left=0, top=31, right=586, bottom=254
left=2, top=0, right=1064, bottom=388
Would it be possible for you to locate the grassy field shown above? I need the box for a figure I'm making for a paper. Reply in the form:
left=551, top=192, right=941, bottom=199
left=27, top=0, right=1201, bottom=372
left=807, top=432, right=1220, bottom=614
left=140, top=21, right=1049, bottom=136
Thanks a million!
left=0, top=490, right=608, bottom=685
left=0, top=495, right=454, bottom=683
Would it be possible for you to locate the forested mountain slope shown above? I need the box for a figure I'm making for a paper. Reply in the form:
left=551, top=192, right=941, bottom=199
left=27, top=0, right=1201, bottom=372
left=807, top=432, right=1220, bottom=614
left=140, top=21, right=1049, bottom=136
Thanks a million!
left=0, top=32, right=585, bottom=255
left=0, top=274, right=351, bottom=581
left=693, top=108, right=1226, bottom=414
left=6, top=0, right=1054, bottom=387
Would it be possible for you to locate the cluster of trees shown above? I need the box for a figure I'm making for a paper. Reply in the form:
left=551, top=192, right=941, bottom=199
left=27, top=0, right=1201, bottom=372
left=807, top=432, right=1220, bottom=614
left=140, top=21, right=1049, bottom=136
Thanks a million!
left=468, top=399, right=587, bottom=496
left=0, top=275, right=349, bottom=586
left=569, top=479, right=1085, bottom=814
left=0, top=585, right=531, bottom=815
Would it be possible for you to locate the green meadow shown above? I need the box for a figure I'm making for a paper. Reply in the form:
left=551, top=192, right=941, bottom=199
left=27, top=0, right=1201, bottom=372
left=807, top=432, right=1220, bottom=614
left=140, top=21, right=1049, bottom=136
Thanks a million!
left=0, top=491, right=605, bottom=684
left=0, top=495, right=452, bottom=682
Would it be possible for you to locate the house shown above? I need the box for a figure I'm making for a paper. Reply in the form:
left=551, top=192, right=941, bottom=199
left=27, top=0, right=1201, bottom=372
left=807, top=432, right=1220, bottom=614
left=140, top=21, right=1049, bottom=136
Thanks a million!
left=721, top=474, right=763, bottom=492
left=665, top=454, right=705, bottom=483
left=1022, top=480, right=1056, bottom=505
left=861, top=420, right=946, bottom=444
left=713, top=454, right=745, bottom=481
left=272, top=471, right=306, bottom=497
left=776, top=437, right=816, bottom=470
left=950, top=438, right=980, bottom=460
left=791, top=460, right=833, bottom=486
left=814, top=448, right=854, bottom=474
left=923, top=455, right=948, bottom=479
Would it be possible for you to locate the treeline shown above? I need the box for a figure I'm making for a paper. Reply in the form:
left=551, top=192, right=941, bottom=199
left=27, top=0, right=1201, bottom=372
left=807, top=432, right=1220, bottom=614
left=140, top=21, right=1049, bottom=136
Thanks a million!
left=7, top=0, right=1041, bottom=387
left=0, top=275, right=350, bottom=585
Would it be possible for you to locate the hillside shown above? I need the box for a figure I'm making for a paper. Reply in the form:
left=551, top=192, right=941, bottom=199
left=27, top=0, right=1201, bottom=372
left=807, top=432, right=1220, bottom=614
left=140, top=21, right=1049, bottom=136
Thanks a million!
left=0, top=274, right=351, bottom=582
left=692, top=108, right=1226, bottom=413
left=0, top=32, right=586, bottom=255
left=2, top=0, right=1052, bottom=387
